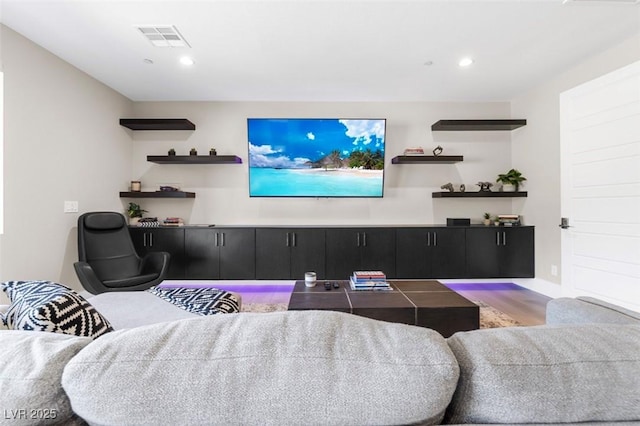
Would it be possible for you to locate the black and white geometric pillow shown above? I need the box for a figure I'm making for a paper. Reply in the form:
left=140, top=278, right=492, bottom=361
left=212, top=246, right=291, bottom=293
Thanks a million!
left=0, top=280, right=113, bottom=339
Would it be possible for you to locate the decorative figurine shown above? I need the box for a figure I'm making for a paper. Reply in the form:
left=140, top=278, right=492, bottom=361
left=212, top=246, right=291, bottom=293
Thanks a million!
left=209, top=148, right=217, bottom=156
left=432, top=145, right=443, bottom=156
left=168, top=148, right=176, bottom=156
left=441, top=182, right=455, bottom=192
left=190, top=148, right=198, bottom=156
left=460, top=184, right=466, bottom=192
left=477, top=181, right=493, bottom=192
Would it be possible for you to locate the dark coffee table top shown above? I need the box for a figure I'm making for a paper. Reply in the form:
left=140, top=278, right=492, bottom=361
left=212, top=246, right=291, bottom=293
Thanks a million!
left=288, top=280, right=479, bottom=336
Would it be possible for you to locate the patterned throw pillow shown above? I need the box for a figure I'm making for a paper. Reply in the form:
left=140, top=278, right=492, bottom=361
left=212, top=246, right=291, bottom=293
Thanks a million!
left=0, top=280, right=113, bottom=339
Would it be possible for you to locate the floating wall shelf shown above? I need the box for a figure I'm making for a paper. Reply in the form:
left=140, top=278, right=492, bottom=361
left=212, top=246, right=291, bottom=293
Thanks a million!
left=120, top=118, right=196, bottom=131
left=431, top=119, right=526, bottom=131
left=391, top=155, right=463, bottom=164
left=147, top=155, right=243, bottom=164
left=432, top=191, right=528, bottom=198
left=119, top=191, right=196, bottom=199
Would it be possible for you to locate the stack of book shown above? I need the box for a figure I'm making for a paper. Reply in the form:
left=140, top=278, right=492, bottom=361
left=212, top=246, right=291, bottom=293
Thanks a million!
left=498, top=215, right=521, bottom=226
left=163, top=217, right=184, bottom=227
left=403, top=147, right=425, bottom=156
left=349, top=271, right=392, bottom=291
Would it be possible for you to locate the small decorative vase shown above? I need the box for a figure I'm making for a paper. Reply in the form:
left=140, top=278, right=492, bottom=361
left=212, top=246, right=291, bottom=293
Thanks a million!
left=502, top=183, right=516, bottom=192
left=209, top=148, right=217, bottom=156
left=483, top=219, right=491, bottom=226
left=168, top=149, right=176, bottom=156
left=190, top=148, right=198, bottom=156
left=129, top=217, right=140, bottom=226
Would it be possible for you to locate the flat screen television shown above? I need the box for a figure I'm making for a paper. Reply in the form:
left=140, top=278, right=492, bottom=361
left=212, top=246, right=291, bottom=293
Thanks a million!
left=247, top=118, right=386, bottom=197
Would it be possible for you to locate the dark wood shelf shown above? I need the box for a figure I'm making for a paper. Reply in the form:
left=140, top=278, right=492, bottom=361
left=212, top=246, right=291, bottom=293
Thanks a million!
left=392, top=155, right=463, bottom=164
left=432, top=191, right=528, bottom=198
left=120, top=118, right=196, bottom=131
left=147, top=155, right=242, bottom=164
left=119, top=191, right=196, bottom=199
left=431, top=119, right=526, bottom=131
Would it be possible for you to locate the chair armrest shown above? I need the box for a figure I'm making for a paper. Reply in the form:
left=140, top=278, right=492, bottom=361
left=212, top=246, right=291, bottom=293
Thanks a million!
left=546, top=297, right=640, bottom=325
left=139, top=251, right=170, bottom=278
left=73, top=262, right=106, bottom=295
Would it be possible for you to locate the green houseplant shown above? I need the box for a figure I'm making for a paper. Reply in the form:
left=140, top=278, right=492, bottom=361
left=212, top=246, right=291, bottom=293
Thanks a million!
left=126, top=202, right=147, bottom=225
left=483, top=212, right=491, bottom=226
left=496, top=169, right=527, bottom=192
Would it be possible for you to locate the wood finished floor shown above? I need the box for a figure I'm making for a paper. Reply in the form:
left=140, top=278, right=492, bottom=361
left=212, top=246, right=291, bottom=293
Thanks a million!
left=222, top=281, right=551, bottom=325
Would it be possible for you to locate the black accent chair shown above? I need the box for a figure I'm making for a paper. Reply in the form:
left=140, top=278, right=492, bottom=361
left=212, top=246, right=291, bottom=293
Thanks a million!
left=74, top=212, right=170, bottom=294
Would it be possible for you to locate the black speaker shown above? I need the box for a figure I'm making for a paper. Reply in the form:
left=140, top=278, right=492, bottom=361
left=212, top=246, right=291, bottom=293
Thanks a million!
left=447, top=218, right=470, bottom=226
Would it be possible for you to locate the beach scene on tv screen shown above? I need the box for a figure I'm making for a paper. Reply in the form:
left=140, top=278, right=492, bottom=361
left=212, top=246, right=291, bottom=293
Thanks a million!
left=248, top=118, right=385, bottom=197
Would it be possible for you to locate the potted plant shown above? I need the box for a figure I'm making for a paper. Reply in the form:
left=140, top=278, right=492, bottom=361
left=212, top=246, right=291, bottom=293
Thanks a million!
left=496, top=169, right=527, bottom=192
left=493, top=216, right=500, bottom=227
left=126, top=202, right=147, bottom=225
left=483, top=212, right=491, bottom=226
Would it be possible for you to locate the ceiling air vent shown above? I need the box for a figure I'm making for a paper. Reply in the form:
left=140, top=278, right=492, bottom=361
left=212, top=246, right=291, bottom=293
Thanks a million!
left=136, top=25, right=190, bottom=48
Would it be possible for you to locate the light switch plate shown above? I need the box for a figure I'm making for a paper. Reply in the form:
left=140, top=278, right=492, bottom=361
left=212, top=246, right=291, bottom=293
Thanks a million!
left=64, top=201, right=79, bottom=213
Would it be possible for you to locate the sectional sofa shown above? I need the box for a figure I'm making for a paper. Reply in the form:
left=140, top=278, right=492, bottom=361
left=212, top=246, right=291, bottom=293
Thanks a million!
left=1, top=293, right=639, bottom=425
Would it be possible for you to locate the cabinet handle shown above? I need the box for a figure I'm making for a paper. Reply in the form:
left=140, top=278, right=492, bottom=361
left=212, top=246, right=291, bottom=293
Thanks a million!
left=221, top=233, right=225, bottom=247
left=357, top=233, right=361, bottom=247
left=496, top=232, right=500, bottom=246
left=433, top=232, right=437, bottom=246
left=214, top=232, right=219, bottom=247
left=149, top=233, right=153, bottom=247
left=292, top=232, right=297, bottom=247
left=286, top=233, right=290, bottom=247
left=426, top=232, right=431, bottom=246
left=143, top=233, right=147, bottom=247
left=503, top=232, right=507, bottom=246
left=362, top=232, right=367, bottom=247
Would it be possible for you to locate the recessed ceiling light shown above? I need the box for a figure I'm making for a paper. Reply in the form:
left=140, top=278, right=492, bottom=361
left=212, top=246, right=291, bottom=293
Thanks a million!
left=423, top=60, right=434, bottom=66
left=179, top=56, right=195, bottom=66
left=143, top=58, right=154, bottom=64
left=459, top=57, right=474, bottom=67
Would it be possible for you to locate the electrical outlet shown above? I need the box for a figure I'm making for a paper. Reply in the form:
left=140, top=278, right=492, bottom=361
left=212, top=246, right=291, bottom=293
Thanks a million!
left=64, top=201, right=79, bottom=213
left=551, top=264, right=558, bottom=277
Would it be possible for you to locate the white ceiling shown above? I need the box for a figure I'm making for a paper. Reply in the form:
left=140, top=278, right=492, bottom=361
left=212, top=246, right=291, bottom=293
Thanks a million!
left=1, top=0, right=638, bottom=102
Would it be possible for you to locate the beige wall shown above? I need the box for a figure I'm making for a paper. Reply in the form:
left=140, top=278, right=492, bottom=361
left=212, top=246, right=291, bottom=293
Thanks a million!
left=512, top=33, right=640, bottom=292
left=0, top=25, right=133, bottom=297
left=128, top=101, right=517, bottom=226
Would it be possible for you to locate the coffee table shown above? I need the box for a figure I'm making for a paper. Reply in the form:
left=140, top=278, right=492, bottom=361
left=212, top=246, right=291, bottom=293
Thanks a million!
left=287, top=280, right=479, bottom=337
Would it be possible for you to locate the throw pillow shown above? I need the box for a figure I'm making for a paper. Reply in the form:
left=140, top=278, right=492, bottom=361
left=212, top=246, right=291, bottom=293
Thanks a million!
left=0, top=280, right=113, bottom=339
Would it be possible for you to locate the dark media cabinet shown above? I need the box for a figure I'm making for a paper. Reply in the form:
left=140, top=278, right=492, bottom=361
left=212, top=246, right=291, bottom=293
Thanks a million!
left=129, top=225, right=534, bottom=280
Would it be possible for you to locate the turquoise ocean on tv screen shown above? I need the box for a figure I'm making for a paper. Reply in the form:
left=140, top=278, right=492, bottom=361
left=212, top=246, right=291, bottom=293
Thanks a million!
left=249, top=168, right=383, bottom=197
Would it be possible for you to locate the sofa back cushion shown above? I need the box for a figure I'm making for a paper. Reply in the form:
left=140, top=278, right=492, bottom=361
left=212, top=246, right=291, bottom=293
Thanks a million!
left=0, top=330, right=91, bottom=425
left=63, top=310, right=459, bottom=425
left=444, top=324, right=640, bottom=424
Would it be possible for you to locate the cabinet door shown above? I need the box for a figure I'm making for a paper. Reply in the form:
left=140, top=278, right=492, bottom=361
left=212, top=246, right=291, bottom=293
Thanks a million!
left=218, top=228, right=255, bottom=279
left=465, top=228, right=501, bottom=278
left=325, top=229, right=361, bottom=279
left=358, top=228, right=396, bottom=277
left=129, top=228, right=185, bottom=279
left=185, top=228, right=220, bottom=279
left=290, top=228, right=326, bottom=280
left=430, top=228, right=466, bottom=278
left=396, top=228, right=431, bottom=278
left=502, top=227, right=535, bottom=278
left=255, top=229, right=291, bottom=279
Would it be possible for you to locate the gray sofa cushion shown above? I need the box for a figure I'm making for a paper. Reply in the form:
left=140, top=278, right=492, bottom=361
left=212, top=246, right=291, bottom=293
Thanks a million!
left=63, top=310, right=459, bottom=425
left=0, top=330, right=92, bottom=425
left=87, top=291, right=198, bottom=330
left=444, top=324, right=640, bottom=424
left=546, top=296, right=640, bottom=325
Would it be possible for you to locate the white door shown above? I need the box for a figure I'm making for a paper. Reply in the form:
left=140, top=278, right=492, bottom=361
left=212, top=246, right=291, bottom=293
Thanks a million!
left=560, top=60, right=640, bottom=312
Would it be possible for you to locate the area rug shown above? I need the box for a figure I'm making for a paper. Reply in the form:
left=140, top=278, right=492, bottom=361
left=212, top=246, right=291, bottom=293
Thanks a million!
left=241, top=301, right=521, bottom=328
